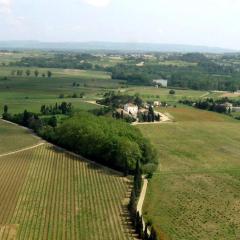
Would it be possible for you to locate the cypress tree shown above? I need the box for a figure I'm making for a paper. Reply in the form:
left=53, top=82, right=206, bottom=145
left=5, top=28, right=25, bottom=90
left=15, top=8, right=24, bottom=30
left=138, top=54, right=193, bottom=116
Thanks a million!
left=144, top=223, right=150, bottom=240
left=3, top=105, right=8, bottom=114
left=149, top=227, right=157, bottom=240
left=128, top=187, right=136, bottom=214
left=134, top=159, right=142, bottom=196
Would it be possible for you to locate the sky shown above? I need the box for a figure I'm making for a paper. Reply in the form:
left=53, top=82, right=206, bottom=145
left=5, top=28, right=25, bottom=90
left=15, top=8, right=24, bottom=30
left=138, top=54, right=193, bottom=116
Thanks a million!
left=0, top=0, right=240, bottom=50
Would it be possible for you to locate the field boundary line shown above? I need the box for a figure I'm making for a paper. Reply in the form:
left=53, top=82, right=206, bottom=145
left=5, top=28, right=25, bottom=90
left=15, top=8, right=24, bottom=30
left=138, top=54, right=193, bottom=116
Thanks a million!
left=50, top=144, right=125, bottom=177
left=136, top=177, right=151, bottom=235
left=137, top=178, right=148, bottom=216
left=0, top=143, right=45, bottom=158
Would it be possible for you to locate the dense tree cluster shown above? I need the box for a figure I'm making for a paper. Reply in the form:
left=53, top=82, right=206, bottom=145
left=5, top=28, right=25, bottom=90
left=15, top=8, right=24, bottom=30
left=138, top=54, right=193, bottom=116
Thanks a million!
left=109, top=54, right=239, bottom=91
left=97, top=91, right=143, bottom=108
left=42, top=112, right=158, bottom=173
left=3, top=106, right=157, bottom=174
left=112, top=110, right=136, bottom=123
left=137, top=106, right=161, bottom=123
left=179, top=98, right=234, bottom=114
left=40, top=102, right=73, bottom=115
left=11, top=53, right=99, bottom=70
left=2, top=109, right=58, bottom=130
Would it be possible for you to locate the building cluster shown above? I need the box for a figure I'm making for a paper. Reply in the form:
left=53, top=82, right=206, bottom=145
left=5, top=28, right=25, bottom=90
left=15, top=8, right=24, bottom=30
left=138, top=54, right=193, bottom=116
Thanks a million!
left=123, top=101, right=162, bottom=118
left=153, top=79, right=168, bottom=88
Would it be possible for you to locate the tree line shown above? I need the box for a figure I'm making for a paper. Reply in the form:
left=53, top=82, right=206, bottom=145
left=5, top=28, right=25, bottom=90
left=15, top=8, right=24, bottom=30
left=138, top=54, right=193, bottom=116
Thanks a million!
left=10, top=69, right=52, bottom=78
left=2, top=106, right=157, bottom=174
left=128, top=161, right=159, bottom=240
left=179, top=98, right=236, bottom=115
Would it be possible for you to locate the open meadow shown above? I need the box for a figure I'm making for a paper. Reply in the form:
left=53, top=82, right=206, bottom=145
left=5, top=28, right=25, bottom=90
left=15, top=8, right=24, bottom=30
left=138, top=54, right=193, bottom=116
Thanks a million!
left=138, top=107, right=240, bottom=240
left=0, top=120, right=134, bottom=240
left=125, top=87, right=209, bottom=104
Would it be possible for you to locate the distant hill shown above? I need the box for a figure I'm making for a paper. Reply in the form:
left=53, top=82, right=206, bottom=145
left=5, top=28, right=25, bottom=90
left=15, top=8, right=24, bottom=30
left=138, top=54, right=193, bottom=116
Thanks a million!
left=0, top=41, right=236, bottom=53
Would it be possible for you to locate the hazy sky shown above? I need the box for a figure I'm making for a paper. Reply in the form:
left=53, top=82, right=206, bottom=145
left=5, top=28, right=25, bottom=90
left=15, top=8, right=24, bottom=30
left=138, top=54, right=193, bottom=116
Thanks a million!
left=0, top=0, right=239, bottom=49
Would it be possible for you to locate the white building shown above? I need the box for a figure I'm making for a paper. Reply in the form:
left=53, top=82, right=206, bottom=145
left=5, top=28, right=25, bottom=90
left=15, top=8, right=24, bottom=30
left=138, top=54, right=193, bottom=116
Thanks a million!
left=124, top=104, right=138, bottom=116
left=232, top=107, right=240, bottom=112
left=153, top=79, right=168, bottom=88
left=223, top=102, right=233, bottom=111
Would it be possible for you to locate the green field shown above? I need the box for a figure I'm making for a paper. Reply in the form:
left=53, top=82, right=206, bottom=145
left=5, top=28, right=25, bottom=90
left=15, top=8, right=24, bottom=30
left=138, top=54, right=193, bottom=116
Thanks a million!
left=139, top=107, right=240, bottom=240
left=0, top=67, right=121, bottom=113
left=0, top=123, right=134, bottom=239
left=125, top=87, right=208, bottom=103
left=0, top=120, right=40, bottom=154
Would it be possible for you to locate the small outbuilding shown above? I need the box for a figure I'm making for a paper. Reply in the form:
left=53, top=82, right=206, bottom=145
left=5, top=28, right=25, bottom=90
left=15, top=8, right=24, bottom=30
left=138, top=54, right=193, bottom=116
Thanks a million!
left=153, top=79, right=168, bottom=88
left=124, top=103, right=139, bottom=116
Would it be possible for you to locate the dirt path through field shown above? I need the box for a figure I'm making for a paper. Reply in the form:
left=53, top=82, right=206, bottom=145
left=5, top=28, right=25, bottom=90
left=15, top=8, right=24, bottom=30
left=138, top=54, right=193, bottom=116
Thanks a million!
left=137, top=179, right=148, bottom=215
left=0, top=143, right=45, bottom=158
left=84, top=100, right=106, bottom=107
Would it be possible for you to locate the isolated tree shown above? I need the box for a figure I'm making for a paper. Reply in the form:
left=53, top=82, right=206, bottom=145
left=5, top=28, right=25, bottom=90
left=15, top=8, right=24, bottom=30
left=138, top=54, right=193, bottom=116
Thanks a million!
left=121, top=110, right=124, bottom=119
left=42, top=73, right=46, bottom=77
left=128, top=188, right=136, bottom=214
left=26, top=69, right=31, bottom=77
left=47, top=71, right=52, bottom=78
left=3, top=105, right=8, bottom=114
left=143, top=223, right=149, bottom=240
left=72, top=93, right=77, bottom=98
left=34, top=70, right=39, bottom=77
left=40, top=105, right=46, bottom=115
left=134, top=159, right=142, bottom=196
left=169, top=89, right=175, bottom=95
left=134, top=94, right=143, bottom=107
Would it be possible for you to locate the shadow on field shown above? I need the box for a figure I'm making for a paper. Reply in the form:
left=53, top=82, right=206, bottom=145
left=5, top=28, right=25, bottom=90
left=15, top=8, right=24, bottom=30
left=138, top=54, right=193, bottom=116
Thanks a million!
left=47, top=144, right=125, bottom=177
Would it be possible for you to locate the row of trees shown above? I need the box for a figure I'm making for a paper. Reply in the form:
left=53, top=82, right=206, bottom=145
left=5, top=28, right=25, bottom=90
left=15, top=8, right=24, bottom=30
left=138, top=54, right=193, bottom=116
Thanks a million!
left=3, top=107, right=58, bottom=130
left=98, top=91, right=144, bottom=108
left=40, top=102, right=73, bottom=115
left=138, top=106, right=161, bottom=123
left=11, top=69, right=52, bottom=78
left=179, top=98, right=230, bottom=114
left=128, top=161, right=158, bottom=240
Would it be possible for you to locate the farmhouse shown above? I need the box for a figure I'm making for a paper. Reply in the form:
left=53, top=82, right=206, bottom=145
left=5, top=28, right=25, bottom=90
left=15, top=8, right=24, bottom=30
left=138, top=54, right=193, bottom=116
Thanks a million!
left=223, top=102, right=233, bottom=111
left=153, top=79, right=168, bottom=87
left=124, top=103, right=138, bottom=116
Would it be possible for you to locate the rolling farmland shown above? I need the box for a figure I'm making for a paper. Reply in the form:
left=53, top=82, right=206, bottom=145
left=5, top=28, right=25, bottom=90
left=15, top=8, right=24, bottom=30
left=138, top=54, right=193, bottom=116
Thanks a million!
left=139, top=107, right=240, bottom=240
left=0, top=143, right=134, bottom=240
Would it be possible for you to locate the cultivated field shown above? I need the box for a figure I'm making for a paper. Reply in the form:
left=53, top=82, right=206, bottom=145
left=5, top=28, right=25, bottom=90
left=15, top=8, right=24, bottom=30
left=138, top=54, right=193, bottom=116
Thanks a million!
left=0, top=142, right=134, bottom=240
left=139, top=107, right=240, bottom=240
